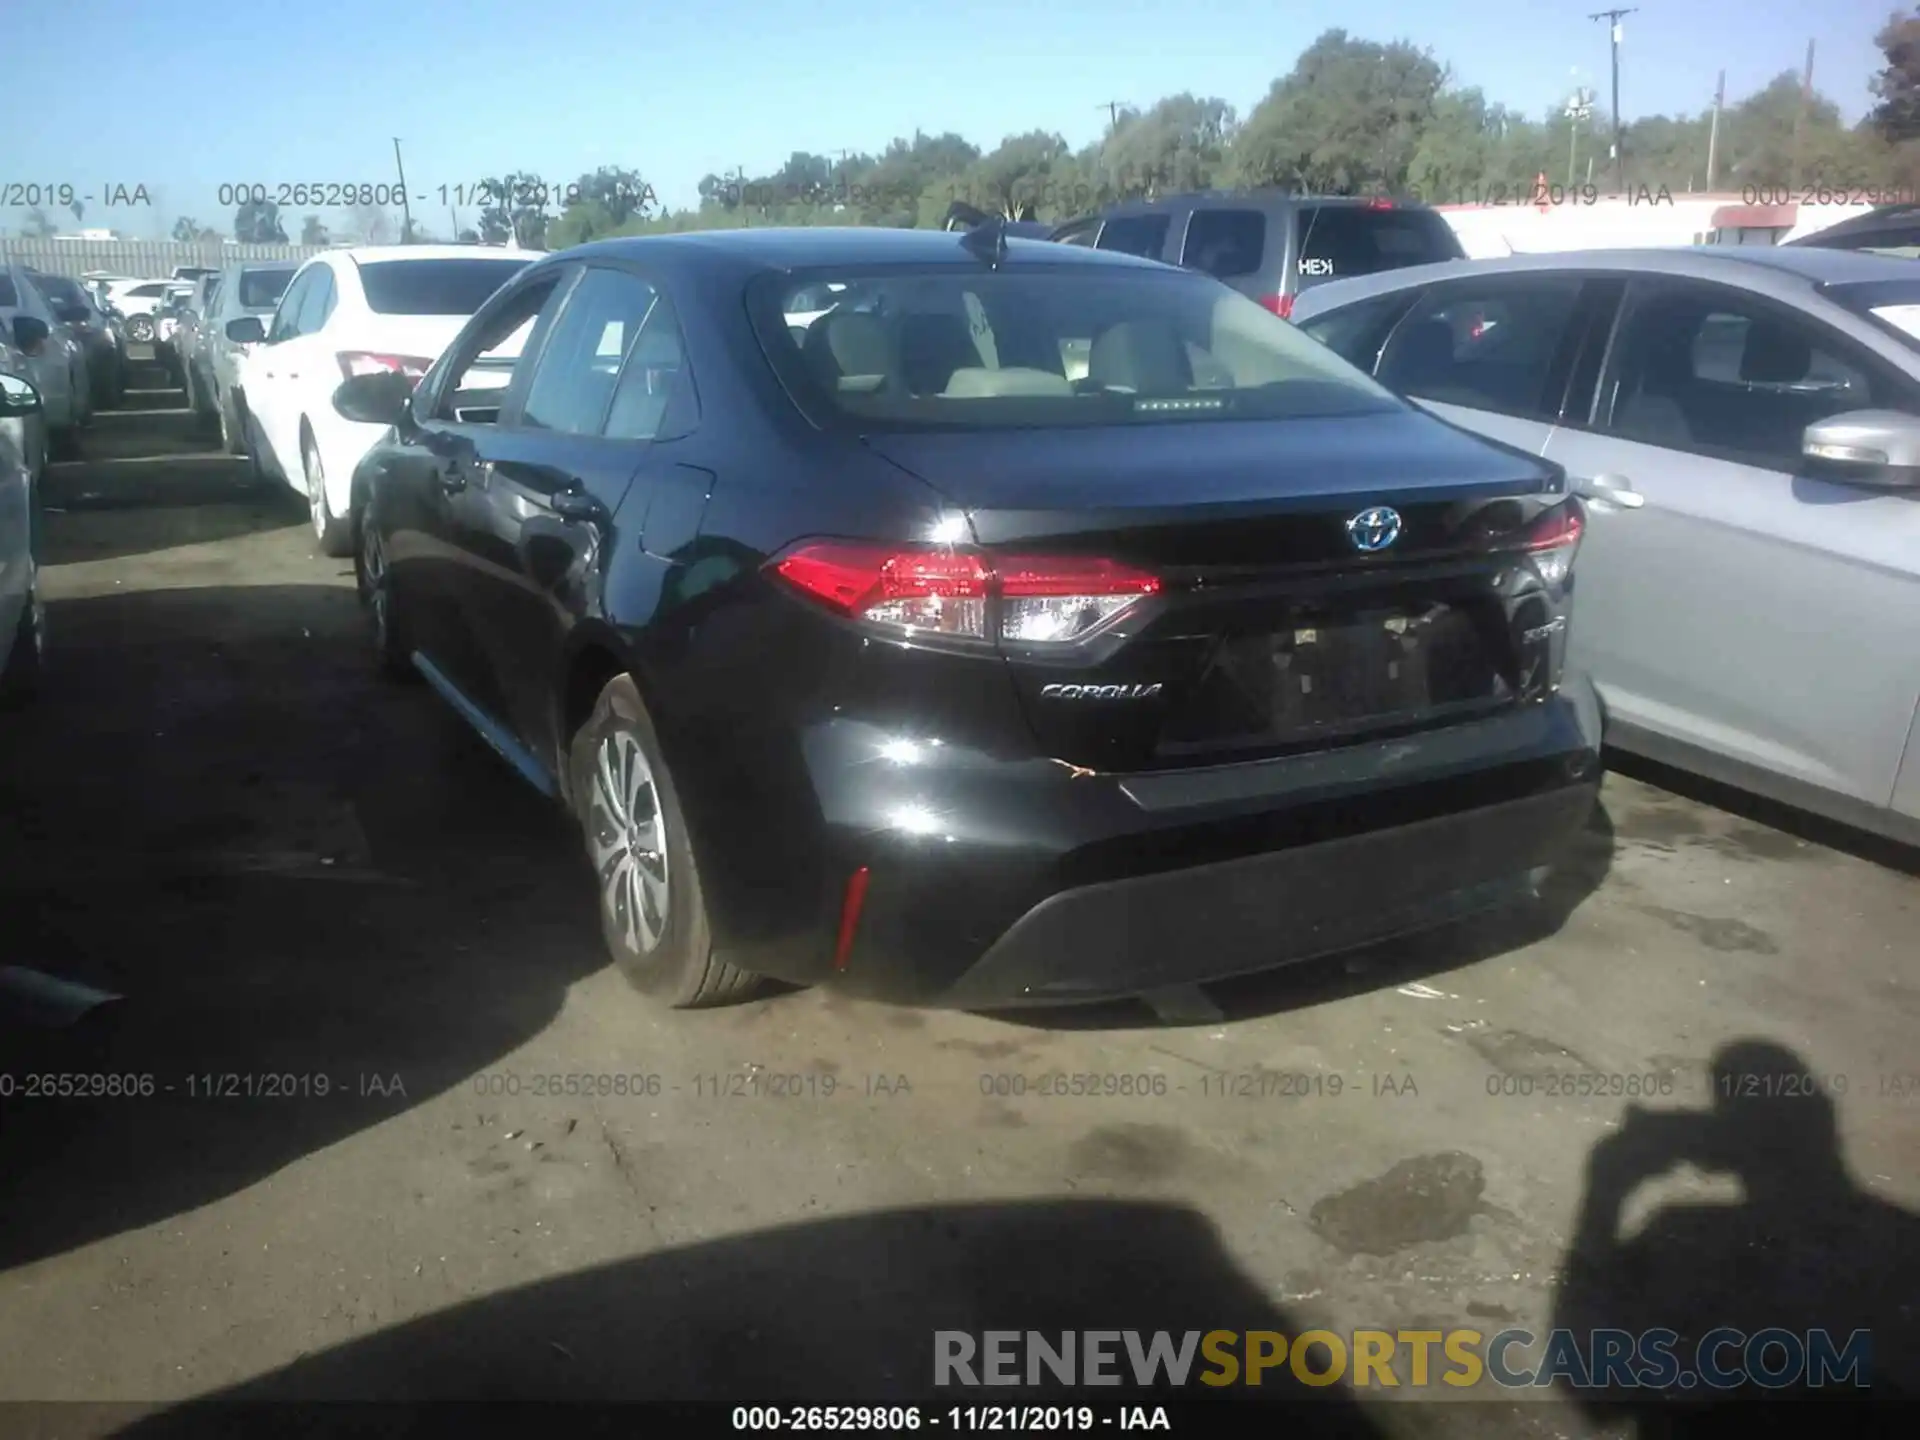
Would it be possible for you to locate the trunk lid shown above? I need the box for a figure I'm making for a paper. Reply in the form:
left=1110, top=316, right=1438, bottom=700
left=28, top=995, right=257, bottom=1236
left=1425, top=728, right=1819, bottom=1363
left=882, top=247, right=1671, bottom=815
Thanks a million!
left=863, top=411, right=1576, bottom=772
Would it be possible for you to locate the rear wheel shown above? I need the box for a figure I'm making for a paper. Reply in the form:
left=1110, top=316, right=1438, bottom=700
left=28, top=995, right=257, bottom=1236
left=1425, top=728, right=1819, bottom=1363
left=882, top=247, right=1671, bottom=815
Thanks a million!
left=1, top=563, right=46, bottom=705
left=355, top=496, right=416, bottom=682
left=569, top=675, right=761, bottom=1008
left=303, top=431, right=352, bottom=556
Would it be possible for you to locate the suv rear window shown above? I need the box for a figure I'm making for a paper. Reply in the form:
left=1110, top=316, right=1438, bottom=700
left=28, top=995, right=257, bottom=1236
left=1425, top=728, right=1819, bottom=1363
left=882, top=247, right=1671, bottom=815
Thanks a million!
left=753, top=265, right=1397, bottom=432
left=1181, top=210, right=1265, bottom=279
left=1094, top=215, right=1172, bottom=260
left=356, top=258, right=532, bottom=315
left=237, top=269, right=295, bottom=309
left=1295, top=206, right=1463, bottom=290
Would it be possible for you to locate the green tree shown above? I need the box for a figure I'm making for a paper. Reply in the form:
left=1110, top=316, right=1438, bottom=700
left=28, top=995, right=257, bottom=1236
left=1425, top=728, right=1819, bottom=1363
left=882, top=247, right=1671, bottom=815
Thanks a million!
left=1871, top=7, right=1920, bottom=143
left=234, top=198, right=288, bottom=243
left=1093, top=93, right=1237, bottom=204
left=171, top=216, right=222, bottom=243
left=21, top=206, right=56, bottom=237
left=1232, top=30, right=1448, bottom=192
left=476, top=172, right=551, bottom=247
left=955, top=130, right=1071, bottom=219
left=300, top=214, right=330, bottom=245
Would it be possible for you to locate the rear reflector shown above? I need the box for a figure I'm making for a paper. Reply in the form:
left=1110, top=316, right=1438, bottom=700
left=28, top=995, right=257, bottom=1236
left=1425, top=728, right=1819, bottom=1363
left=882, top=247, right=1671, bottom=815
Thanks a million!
left=338, top=351, right=432, bottom=383
left=1257, top=293, right=1295, bottom=320
left=773, top=542, right=1161, bottom=645
left=833, top=866, right=871, bottom=970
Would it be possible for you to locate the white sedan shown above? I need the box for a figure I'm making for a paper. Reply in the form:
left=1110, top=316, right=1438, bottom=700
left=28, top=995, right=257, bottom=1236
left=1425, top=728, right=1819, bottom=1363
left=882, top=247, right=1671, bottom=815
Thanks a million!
left=231, top=246, right=533, bottom=554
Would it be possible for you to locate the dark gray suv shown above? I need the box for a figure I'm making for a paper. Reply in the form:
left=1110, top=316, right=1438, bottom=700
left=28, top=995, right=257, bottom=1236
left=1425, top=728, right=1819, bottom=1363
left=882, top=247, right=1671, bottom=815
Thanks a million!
left=1050, top=193, right=1464, bottom=318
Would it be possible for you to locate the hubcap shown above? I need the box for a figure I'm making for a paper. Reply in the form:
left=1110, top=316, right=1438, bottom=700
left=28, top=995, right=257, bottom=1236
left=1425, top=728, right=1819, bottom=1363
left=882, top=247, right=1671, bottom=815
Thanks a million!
left=585, top=730, right=670, bottom=954
left=305, top=442, right=328, bottom=537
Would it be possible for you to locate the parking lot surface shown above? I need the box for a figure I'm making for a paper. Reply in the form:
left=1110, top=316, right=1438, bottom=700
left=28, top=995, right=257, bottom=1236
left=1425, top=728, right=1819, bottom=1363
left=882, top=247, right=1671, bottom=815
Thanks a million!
left=0, top=372, right=1915, bottom=1434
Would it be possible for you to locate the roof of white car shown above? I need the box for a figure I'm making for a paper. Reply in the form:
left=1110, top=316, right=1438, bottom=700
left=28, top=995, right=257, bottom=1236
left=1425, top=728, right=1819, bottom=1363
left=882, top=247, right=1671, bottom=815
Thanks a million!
left=318, top=244, right=529, bottom=264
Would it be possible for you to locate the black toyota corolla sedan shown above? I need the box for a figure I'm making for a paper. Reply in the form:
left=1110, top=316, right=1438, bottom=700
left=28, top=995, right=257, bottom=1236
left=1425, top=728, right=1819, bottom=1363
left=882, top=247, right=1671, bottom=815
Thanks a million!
left=335, top=225, right=1602, bottom=1010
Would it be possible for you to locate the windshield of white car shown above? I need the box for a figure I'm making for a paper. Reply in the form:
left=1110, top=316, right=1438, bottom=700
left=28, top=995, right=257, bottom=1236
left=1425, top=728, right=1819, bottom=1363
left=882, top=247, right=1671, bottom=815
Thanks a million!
left=751, top=263, right=1401, bottom=431
left=237, top=269, right=294, bottom=309
left=356, top=259, right=532, bottom=316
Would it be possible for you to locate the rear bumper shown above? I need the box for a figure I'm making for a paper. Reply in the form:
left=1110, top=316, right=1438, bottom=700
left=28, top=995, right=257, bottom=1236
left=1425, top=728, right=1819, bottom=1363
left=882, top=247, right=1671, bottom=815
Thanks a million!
left=705, top=676, right=1604, bottom=1006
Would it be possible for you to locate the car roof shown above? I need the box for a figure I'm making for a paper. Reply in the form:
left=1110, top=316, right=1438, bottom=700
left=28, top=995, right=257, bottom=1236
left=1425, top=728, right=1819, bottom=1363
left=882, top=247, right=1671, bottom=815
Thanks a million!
left=321, top=244, right=534, bottom=265
left=1090, top=191, right=1426, bottom=217
left=1287, top=245, right=1920, bottom=317
left=556, top=226, right=1171, bottom=276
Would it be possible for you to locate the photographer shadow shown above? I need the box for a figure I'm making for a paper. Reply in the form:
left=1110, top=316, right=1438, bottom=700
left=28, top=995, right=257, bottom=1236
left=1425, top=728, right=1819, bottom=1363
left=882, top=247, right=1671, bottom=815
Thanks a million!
left=1551, top=1039, right=1918, bottom=1434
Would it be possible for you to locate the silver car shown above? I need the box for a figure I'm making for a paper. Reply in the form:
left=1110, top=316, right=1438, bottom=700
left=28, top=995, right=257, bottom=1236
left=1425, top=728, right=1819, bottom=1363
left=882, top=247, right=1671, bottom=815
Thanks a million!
left=1290, top=247, right=1920, bottom=846
left=1, top=261, right=90, bottom=457
left=0, top=368, right=44, bottom=702
left=197, top=261, right=297, bottom=452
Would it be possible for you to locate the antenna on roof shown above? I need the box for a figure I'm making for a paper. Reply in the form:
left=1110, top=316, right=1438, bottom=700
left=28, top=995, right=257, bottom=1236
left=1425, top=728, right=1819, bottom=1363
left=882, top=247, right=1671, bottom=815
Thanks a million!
left=959, top=215, right=1009, bottom=269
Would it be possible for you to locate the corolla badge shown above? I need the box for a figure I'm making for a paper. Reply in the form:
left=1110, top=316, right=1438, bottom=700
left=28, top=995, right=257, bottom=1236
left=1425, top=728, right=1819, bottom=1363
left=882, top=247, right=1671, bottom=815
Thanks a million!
left=1345, top=506, right=1403, bottom=553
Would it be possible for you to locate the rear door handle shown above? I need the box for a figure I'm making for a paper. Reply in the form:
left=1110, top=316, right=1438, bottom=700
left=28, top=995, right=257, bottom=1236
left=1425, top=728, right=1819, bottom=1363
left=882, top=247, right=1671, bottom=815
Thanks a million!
left=549, top=486, right=607, bottom=522
left=1575, top=473, right=1644, bottom=509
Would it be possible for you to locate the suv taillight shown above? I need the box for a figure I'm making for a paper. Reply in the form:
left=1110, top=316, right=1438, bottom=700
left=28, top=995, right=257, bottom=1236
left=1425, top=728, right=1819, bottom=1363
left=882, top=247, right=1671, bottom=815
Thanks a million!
left=338, top=351, right=431, bottom=383
left=1257, top=293, right=1294, bottom=320
left=771, top=542, right=1161, bottom=645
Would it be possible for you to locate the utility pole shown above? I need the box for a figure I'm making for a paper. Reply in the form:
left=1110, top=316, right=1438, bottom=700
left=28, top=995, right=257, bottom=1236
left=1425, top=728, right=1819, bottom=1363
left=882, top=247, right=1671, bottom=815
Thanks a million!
left=1589, top=8, right=1637, bottom=193
left=1566, top=88, right=1595, bottom=188
left=1706, top=70, right=1725, bottom=191
left=1789, top=39, right=1816, bottom=191
left=1096, top=100, right=1129, bottom=132
left=392, top=138, right=414, bottom=243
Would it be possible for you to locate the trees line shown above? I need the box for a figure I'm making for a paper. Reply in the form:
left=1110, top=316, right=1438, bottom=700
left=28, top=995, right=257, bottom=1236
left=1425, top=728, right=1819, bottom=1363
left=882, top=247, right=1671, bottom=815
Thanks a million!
left=31, top=18, right=1918, bottom=249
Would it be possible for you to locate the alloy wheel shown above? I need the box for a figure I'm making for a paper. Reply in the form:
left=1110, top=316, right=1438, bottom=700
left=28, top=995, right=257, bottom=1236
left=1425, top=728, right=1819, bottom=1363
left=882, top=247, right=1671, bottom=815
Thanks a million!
left=305, top=440, right=329, bottom=539
left=585, top=730, right=671, bottom=954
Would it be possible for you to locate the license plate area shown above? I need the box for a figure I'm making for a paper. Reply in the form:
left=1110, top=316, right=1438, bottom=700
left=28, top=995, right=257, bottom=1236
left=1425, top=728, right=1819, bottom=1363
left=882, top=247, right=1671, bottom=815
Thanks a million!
left=1159, top=602, right=1512, bottom=753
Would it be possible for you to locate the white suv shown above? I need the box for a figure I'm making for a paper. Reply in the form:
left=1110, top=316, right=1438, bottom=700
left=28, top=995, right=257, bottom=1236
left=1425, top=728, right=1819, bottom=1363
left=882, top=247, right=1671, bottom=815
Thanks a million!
left=232, top=246, right=533, bottom=554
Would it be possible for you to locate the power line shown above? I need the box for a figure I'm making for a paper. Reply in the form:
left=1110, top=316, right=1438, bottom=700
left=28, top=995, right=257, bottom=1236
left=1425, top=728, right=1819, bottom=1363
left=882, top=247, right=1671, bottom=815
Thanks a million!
left=1096, top=100, right=1130, bottom=131
left=1589, top=8, right=1638, bottom=193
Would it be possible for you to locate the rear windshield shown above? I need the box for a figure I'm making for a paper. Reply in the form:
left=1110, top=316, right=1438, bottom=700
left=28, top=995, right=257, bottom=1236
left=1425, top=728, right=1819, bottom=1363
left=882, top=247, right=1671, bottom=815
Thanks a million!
left=753, top=264, right=1400, bottom=432
left=356, top=258, right=531, bottom=315
left=1294, top=206, right=1464, bottom=290
left=237, top=269, right=295, bottom=309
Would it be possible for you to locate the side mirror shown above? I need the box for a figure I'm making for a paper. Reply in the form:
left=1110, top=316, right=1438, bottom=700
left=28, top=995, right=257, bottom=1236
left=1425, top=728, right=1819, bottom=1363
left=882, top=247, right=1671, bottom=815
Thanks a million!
left=11, top=315, right=49, bottom=355
left=1802, top=410, right=1920, bottom=490
left=0, top=372, right=43, bottom=416
left=226, top=316, right=266, bottom=344
left=333, top=370, right=414, bottom=427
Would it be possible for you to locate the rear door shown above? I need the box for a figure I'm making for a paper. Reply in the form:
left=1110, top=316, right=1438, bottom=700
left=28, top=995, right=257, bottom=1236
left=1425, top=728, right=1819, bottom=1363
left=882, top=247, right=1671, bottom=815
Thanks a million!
left=1179, top=207, right=1268, bottom=303
left=261, top=265, right=337, bottom=478
left=451, top=263, right=675, bottom=761
left=1544, top=278, right=1920, bottom=814
left=1368, top=273, right=1618, bottom=456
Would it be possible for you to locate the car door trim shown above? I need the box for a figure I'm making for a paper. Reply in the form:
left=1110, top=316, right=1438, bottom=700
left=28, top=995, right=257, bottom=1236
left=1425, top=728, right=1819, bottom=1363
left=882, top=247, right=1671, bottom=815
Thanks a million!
left=410, top=649, right=559, bottom=797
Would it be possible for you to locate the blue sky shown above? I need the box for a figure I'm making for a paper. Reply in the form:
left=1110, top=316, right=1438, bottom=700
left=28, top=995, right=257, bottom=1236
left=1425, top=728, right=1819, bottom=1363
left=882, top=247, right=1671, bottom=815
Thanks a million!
left=0, top=0, right=1898, bottom=239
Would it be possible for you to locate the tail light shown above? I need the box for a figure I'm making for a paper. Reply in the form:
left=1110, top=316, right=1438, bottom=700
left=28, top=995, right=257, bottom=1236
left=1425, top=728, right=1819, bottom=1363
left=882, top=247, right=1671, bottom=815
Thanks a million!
left=771, top=542, right=1161, bottom=646
left=1509, top=499, right=1585, bottom=586
left=1367, top=197, right=1396, bottom=210
left=1257, top=293, right=1294, bottom=320
left=338, top=351, right=431, bottom=384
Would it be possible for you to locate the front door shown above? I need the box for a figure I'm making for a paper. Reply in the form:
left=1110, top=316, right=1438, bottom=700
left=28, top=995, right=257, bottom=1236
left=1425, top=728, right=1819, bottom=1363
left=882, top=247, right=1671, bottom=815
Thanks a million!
left=244, top=266, right=320, bottom=480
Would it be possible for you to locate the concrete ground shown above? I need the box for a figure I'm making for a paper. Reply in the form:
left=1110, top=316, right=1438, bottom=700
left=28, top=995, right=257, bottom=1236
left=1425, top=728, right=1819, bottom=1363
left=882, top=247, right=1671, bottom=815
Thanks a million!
left=0, top=370, right=1914, bottom=1436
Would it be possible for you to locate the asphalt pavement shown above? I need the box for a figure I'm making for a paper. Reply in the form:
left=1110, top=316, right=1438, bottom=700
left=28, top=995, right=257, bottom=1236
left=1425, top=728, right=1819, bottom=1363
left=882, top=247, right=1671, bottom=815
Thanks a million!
left=0, top=369, right=1914, bottom=1435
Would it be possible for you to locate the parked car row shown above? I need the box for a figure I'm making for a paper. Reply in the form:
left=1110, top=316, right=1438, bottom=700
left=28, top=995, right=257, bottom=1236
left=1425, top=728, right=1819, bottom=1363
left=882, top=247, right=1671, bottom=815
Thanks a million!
left=0, top=261, right=102, bottom=461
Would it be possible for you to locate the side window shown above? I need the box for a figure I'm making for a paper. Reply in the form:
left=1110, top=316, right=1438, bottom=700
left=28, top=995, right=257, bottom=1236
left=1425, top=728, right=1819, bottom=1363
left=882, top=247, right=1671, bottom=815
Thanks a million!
left=1094, top=214, right=1172, bottom=259
left=604, top=293, right=693, bottom=440
left=1297, top=293, right=1413, bottom=371
left=1052, top=218, right=1100, bottom=248
left=519, top=268, right=663, bottom=435
left=1375, top=277, right=1587, bottom=420
left=429, top=275, right=567, bottom=425
left=299, top=269, right=336, bottom=334
left=1604, top=284, right=1897, bottom=469
left=268, top=270, right=316, bottom=342
left=1181, top=210, right=1266, bottom=279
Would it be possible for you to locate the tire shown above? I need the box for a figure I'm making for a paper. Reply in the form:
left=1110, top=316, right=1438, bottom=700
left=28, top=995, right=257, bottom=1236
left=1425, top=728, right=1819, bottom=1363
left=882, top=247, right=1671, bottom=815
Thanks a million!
left=49, top=427, right=79, bottom=462
left=237, top=399, right=270, bottom=488
left=218, top=391, right=243, bottom=454
left=127, top=314, right=154, bottom=345
left=1, top=563, right=46, bottom=706
left=355, top=495, right=417, bottom=682
left=568, top=674, right=761, bottom=1008
left=303, top=430, right=353, bottom=556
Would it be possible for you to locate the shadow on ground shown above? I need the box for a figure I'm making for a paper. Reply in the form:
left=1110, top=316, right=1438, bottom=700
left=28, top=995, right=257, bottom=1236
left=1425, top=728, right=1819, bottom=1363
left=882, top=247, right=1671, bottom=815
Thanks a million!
left=0, top=584, right=609, bottom=1274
